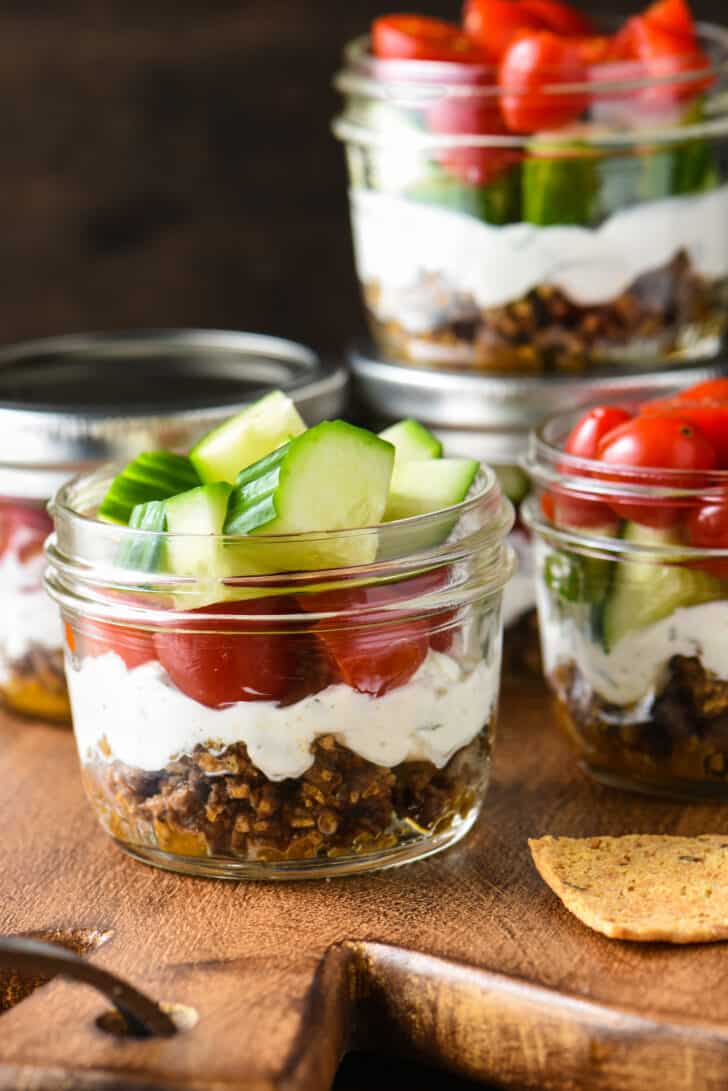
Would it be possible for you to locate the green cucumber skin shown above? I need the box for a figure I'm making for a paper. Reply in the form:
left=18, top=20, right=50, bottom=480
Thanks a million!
left=98, top=452, right=200, bottom=525
left=120, top=499, right=168, bottom=571
left=405, top=163, right=522, bottom=226
left=225, top=444, right=290, bottom=535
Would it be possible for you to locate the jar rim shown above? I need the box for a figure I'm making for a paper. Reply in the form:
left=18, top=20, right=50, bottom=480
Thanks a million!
left=333, top=21, right=728, bottom=150
left=46, top=461, right=515, bottom=623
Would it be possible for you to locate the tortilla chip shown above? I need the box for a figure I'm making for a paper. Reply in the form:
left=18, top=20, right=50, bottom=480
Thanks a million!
left=529, top=834, right=728, bottom=943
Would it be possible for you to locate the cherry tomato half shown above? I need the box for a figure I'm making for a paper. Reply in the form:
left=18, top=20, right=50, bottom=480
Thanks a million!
left=564, top=406, right=633, bottom=460
left=643, top=0, right=696, bottom=41
left=520, top=0, right=593, bottom=37
left=154, top=598, right=327, bottom=709
left=616, top=16, right=712, bottom=104
left=641, top=399, right=728, bottom=466
left=372, top=15, right=487, bottom=63
left=574, top=34, right=613, bottom=66
left=0, top=499, right=52, bottom=562
left=672, top=377, right=728, bottom=403
left=71, top=619, right=157, bottom=671
left=499, top=32, right=589, bottom=134
left=686, top=500, right=728, bottom=578
left=463, top=0, right=546, bottom=63
left=596, top=415, right=717, bottom=526
left=298, top=576, right=439, bottom=695
left=428, top=88, right=520, bottom=185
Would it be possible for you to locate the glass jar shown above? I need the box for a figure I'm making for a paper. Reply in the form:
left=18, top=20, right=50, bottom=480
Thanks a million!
left=0, top=329, right=345, bottom=723
left=333, top=23, right=728, bottom=374
left=46, top=465, right=514, bottom=879
left=524, top=405, right=728, bottom=800
left=350, top=341, right=725, bottom=678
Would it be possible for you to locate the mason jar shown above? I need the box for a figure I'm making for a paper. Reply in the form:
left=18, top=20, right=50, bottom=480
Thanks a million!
left=350, top=341, right=724, bottom=677
left=333, top=22, right=728, bottom=374
left=46, top=464, right=514, bottom=879
left=0, top=329, right=345, bottom=723
left=524, top=401, right=728, bottom=800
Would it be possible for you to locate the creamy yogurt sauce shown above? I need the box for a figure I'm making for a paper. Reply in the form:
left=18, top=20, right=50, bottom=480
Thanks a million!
left=0, top=549, right=63, bottom=667
left=351, top=184, right=728, bottom=312
left=539, top=594, right=728, bottom=708
left=69, top=647, right=499, bottom=781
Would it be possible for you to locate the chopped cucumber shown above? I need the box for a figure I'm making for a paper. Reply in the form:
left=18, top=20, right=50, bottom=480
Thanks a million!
left=545, top=520, right=618, bottom=610
left=225, top=421, right=395, bottom=571
left=601, top=521, right=724, bottom=652
left=189, top=390, right=306, bottom=485
left=98, top=452, right=200, bottom=525
left=406, top=163, right=522, bottom=226
left=164, top=482, right=233, bottom=579
left=494, top=465, right=530, bottom=506
left=119, top=500, right=167, bottom=571
left=379, top=419, right=442, bottom=468
left=522, top=148, right=598, bottom=226
left=384, top=458, right=479, bottom=522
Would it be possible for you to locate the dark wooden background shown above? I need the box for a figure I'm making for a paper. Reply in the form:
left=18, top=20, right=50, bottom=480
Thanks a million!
left=0, top=0, right=722, bottom=363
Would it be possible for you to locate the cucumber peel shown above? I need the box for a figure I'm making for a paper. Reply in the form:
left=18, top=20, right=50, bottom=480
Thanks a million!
left=601, top=521, right=724, bottom=651
left=98, top=452, right=200, bottom=525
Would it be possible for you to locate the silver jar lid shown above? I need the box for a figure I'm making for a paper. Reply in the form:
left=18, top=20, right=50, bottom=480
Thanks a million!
left=0, top=330, right=346, bottom=499
left=349, top=341, right=726, bottom=463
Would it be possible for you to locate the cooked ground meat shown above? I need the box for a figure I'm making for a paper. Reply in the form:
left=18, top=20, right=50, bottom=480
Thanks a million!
left=84, top=728, right=492, bottom=862
left=553, top=655, right=728, bottom=794
left=366, top=251, right=726, bottom=374
left=0, top=645, right=70, bottom=722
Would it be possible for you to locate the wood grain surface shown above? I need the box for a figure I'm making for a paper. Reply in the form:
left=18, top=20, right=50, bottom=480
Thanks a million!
left=0, top=675, right=727, bottom=1091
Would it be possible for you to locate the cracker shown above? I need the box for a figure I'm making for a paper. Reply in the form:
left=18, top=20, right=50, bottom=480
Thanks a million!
left=529, top=835, right=728, bottom=943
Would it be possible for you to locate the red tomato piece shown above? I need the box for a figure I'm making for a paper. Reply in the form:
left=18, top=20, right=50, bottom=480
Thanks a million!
left=596, top=415, right=717, bottom=526
left=686, top=500, right=728, bottom=577
left=72, top=618, right=157, bottom=671
left=463, top=0, right=546, bottom=63
left=628, top=17, right=712, bottom=103
left=298, top=575, right=441, bottom=694
left=520, top=0, right=593, bottom=37
left=574, top=35, right=613, bottom=66
left=564, top=406, right=633, bottom=460
left=499, top=32, right=589, bottom=133
left=428, top=87, right=520, bottom=185
left=0, top=499, right=52, bottom=562
left=372, top=14, right=487, bottom=62
left=643, top=0, right=696, bottom=41
left=640, top=399, right=728, bottom=466
left=154, top=598, right=323, bottom=709
left=671, top=377, right=728, bottom=403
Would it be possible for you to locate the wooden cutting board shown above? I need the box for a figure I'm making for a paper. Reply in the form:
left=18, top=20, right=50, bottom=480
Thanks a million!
left=1, top=675, right=727, bottom=1091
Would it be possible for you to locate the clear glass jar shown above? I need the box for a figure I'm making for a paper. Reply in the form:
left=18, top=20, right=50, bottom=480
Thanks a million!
left=334, top=24, right=728, bottom=374
left=0, top=329, right=344, bottom=725
left=46, top=465, right=514, bottom=879
left=0, top=494, right=67, bottom=721
left=524, top=406, right=728, bottom=800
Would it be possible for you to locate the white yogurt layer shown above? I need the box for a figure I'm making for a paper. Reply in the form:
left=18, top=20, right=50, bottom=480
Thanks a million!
left=69, top=648, right=499, bottom=781
left=539, top=597, right=728, bottom=708
left=351, top=184, right=728, bottom=313
left=0, top=548, right=63, bottom=667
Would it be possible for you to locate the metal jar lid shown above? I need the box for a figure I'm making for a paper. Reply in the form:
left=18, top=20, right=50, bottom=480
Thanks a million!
left=0, top=330, right=346, bottom=500
left=349, top=341, right=726, bottom=463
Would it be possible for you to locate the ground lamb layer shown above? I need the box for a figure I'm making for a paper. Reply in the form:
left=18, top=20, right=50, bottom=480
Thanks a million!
left=554, top=655, right=728, bottom=790
left=0, top=645, right=69, bottom=722
left=84, top=728, right=492, bottom=862
left=366, top=251, right=726, bottom=373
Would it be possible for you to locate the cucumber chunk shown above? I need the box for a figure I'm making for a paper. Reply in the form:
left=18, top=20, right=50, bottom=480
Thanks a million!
left=494, top=465, right=530, bottom=506
left=98, top=452, right=200, bottom=525
left=189, top=390, right=306, bottom=485
left=164, top=482, right=233, bottom=579
left=119, top=500, right=167, bottom=571
left=601, top=521, right=723, bottom=651
left=225, top=421, right=395, bottom=571
left=379, top=419, right=442, bottom=468
left=384, top=458, right=479, bottom=522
